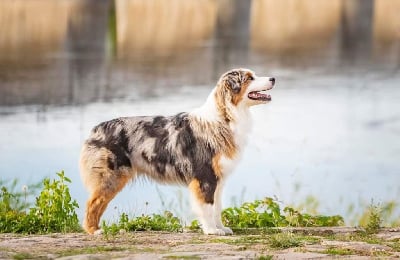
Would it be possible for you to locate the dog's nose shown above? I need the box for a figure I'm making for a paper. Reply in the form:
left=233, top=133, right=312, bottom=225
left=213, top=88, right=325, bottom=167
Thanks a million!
left=269, top=77, right=275, bottom=85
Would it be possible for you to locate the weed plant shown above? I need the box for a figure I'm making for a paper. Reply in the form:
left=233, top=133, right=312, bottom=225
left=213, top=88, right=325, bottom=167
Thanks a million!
left=220, top=197, right=344, bottom=229
left=267, top=231, right=304, bottom=249
left=0, top=171, right=80, bottom=233
left=0, top=179, right=41, bottom=212
left=362, top=202, right=382, bottom=234
left=102, top=210, right=183, bottom=236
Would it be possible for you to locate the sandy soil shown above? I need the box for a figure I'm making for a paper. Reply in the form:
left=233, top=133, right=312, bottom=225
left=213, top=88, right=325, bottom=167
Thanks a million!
left=1, top=227, right=400, bottom=259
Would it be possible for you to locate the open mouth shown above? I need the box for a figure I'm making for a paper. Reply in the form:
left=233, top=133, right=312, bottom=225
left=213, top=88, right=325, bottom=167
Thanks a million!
left=248, top=90, right=271, bottom=101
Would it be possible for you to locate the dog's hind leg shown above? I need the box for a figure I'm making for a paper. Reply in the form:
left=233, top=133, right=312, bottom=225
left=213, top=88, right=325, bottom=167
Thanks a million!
left=80, top=146, right=133, bottom=234
left=82, top=168, right=132, bottom=234
left=84, top=190, right=113, bottom=234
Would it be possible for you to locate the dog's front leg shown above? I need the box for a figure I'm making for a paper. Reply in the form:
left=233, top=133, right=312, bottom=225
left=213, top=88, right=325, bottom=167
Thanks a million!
left=189, top=178, right=227, bottom=235
left=213, top=181, right=233, bottom=235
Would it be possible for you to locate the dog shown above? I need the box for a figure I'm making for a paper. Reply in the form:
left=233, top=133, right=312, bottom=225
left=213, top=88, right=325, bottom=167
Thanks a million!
left=80, top=68, right=275, bottom=235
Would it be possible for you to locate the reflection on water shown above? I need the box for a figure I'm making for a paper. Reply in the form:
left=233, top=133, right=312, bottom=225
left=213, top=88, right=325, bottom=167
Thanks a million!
left=115, top=0, right=217, bottom=57
left=0, top=0, right=399, bottom=223
left=251, top=0, right=342, bottom=52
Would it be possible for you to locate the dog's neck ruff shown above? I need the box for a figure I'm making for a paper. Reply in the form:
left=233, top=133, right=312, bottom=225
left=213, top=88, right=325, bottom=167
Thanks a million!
left=190, top=87, right=252, bottom=158
left=191, top=88, right=251, bottom=123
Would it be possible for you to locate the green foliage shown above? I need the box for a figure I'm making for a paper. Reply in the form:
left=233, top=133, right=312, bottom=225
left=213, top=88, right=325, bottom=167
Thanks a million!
left=0, top=179, right=41, bottom=212
left=29, top=171, right=80, bottom=233
left=348, top=199, right=398, bottom=227
left=220, top=197, right=344, bottom=229
left=284, top=207, right=344, bottom=227
left=187, top=219, right=200, bottom=231
left=0, top=197, right=26, bottom=233
left=222, top=197, right=285, bottom=228
left=359, top=201, right=382, bottom=234
left=0, top=171, right=80, bottom=233
left=102, top=211, right=183, bottom=236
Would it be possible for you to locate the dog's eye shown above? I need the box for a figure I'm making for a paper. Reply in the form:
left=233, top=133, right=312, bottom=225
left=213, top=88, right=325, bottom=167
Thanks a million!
left=248, top=76, right=254, bottom=81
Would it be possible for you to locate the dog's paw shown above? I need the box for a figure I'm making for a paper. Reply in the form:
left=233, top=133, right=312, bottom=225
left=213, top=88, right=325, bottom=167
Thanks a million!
left=203, top=228, right=227, bottom=236
left=93, top=229, right=104, bottom=235
left=221, top=226, right=233, bottom=235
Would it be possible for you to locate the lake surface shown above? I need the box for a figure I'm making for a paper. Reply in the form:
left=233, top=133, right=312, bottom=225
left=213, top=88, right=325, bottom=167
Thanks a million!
left=0, top=0, right=399, bottom=224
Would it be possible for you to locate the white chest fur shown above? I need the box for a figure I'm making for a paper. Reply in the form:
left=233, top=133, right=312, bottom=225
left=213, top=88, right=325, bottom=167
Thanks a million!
left=220, top=106, right=253, bottom=176
left=190, top=89, right=253, bottom=177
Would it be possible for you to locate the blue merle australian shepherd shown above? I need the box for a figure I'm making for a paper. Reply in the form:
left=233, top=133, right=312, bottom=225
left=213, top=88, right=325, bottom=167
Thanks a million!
left=80, top=68, right=275, bottom=235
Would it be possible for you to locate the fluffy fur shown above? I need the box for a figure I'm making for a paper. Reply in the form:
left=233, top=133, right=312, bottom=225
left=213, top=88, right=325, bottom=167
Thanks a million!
left=80, top=68, right=275, bottom=235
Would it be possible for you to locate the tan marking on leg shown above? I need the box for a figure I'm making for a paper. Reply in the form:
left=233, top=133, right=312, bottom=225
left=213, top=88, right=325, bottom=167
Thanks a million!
left=80, top=145, right=133, bottom=234
left=212, top=153, right=223, bottom=179
left=83, top=171, right=131, bottom=234
left=189, top=178, right=206, bottom=204
left=83, top=191, right=113, bottom=234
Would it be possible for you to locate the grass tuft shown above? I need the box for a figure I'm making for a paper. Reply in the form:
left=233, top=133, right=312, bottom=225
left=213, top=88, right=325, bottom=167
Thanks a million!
left=268, top=232, right=304, bottom=249
left=101, top=210, right=183, bottom=237
left=322, top=247, right=356, bottom=256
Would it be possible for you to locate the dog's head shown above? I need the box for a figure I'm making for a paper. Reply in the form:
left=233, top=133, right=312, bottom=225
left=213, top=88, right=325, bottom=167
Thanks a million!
left=215, top=68, right=275, bottom=110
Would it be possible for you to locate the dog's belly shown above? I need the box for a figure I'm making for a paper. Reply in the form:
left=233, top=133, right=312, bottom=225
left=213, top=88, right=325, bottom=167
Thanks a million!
left=131, top=151, right=192, bottom=185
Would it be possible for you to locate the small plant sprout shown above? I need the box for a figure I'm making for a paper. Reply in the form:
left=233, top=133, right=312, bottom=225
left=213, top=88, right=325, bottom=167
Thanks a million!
left=22, top=185, right=28, bottom=207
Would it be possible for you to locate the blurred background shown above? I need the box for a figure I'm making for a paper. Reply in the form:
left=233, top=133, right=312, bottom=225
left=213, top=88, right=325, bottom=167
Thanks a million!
left=0, top=0, right=399, bottom=225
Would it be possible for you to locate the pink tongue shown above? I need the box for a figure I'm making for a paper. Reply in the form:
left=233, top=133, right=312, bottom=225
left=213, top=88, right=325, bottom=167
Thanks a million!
left=250, top=92, right=269, bottom=99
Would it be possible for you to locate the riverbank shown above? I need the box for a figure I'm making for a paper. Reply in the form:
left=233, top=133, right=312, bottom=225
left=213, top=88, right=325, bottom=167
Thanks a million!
left=1, top=227, right=400, bottom=259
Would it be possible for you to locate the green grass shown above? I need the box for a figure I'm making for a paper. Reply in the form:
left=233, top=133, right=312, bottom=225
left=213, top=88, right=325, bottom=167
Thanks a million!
left=163, top=255, right=201, bottom=260
left=328, top=232, right=382, bottom=245
left=101, top=210, right=183, bottom=237
left=211, top=231, right=320, bottom=250
left=388, top=241, right=400, bottom=252
left=257, top=255, right=273, bottom=260
left=58, top=246, right=129, bottom=257
left=211, top=235, right=264, bottom=246
left=58, top=244, right=169, bottom=257
left=268, top=232, right=305, bottom=249
left=12, top=252, right=37, bottom=260
left=322, top=247, right=356, bottom=256
left=321, top=246, right=392, bottom=257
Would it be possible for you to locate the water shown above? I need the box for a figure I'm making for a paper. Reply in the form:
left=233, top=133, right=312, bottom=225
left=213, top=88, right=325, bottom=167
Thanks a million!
left=0, top=0, right=399, bottom=224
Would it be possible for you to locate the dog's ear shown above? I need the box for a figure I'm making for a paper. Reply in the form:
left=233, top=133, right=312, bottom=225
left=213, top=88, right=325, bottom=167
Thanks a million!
left=224, top=72, right=241, bottom=94
left=227, top=78, right=241, bottom=94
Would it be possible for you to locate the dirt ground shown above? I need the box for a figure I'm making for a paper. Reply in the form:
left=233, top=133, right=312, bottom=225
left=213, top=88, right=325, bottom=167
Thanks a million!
left=1, top=227, right=400, bottom=259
